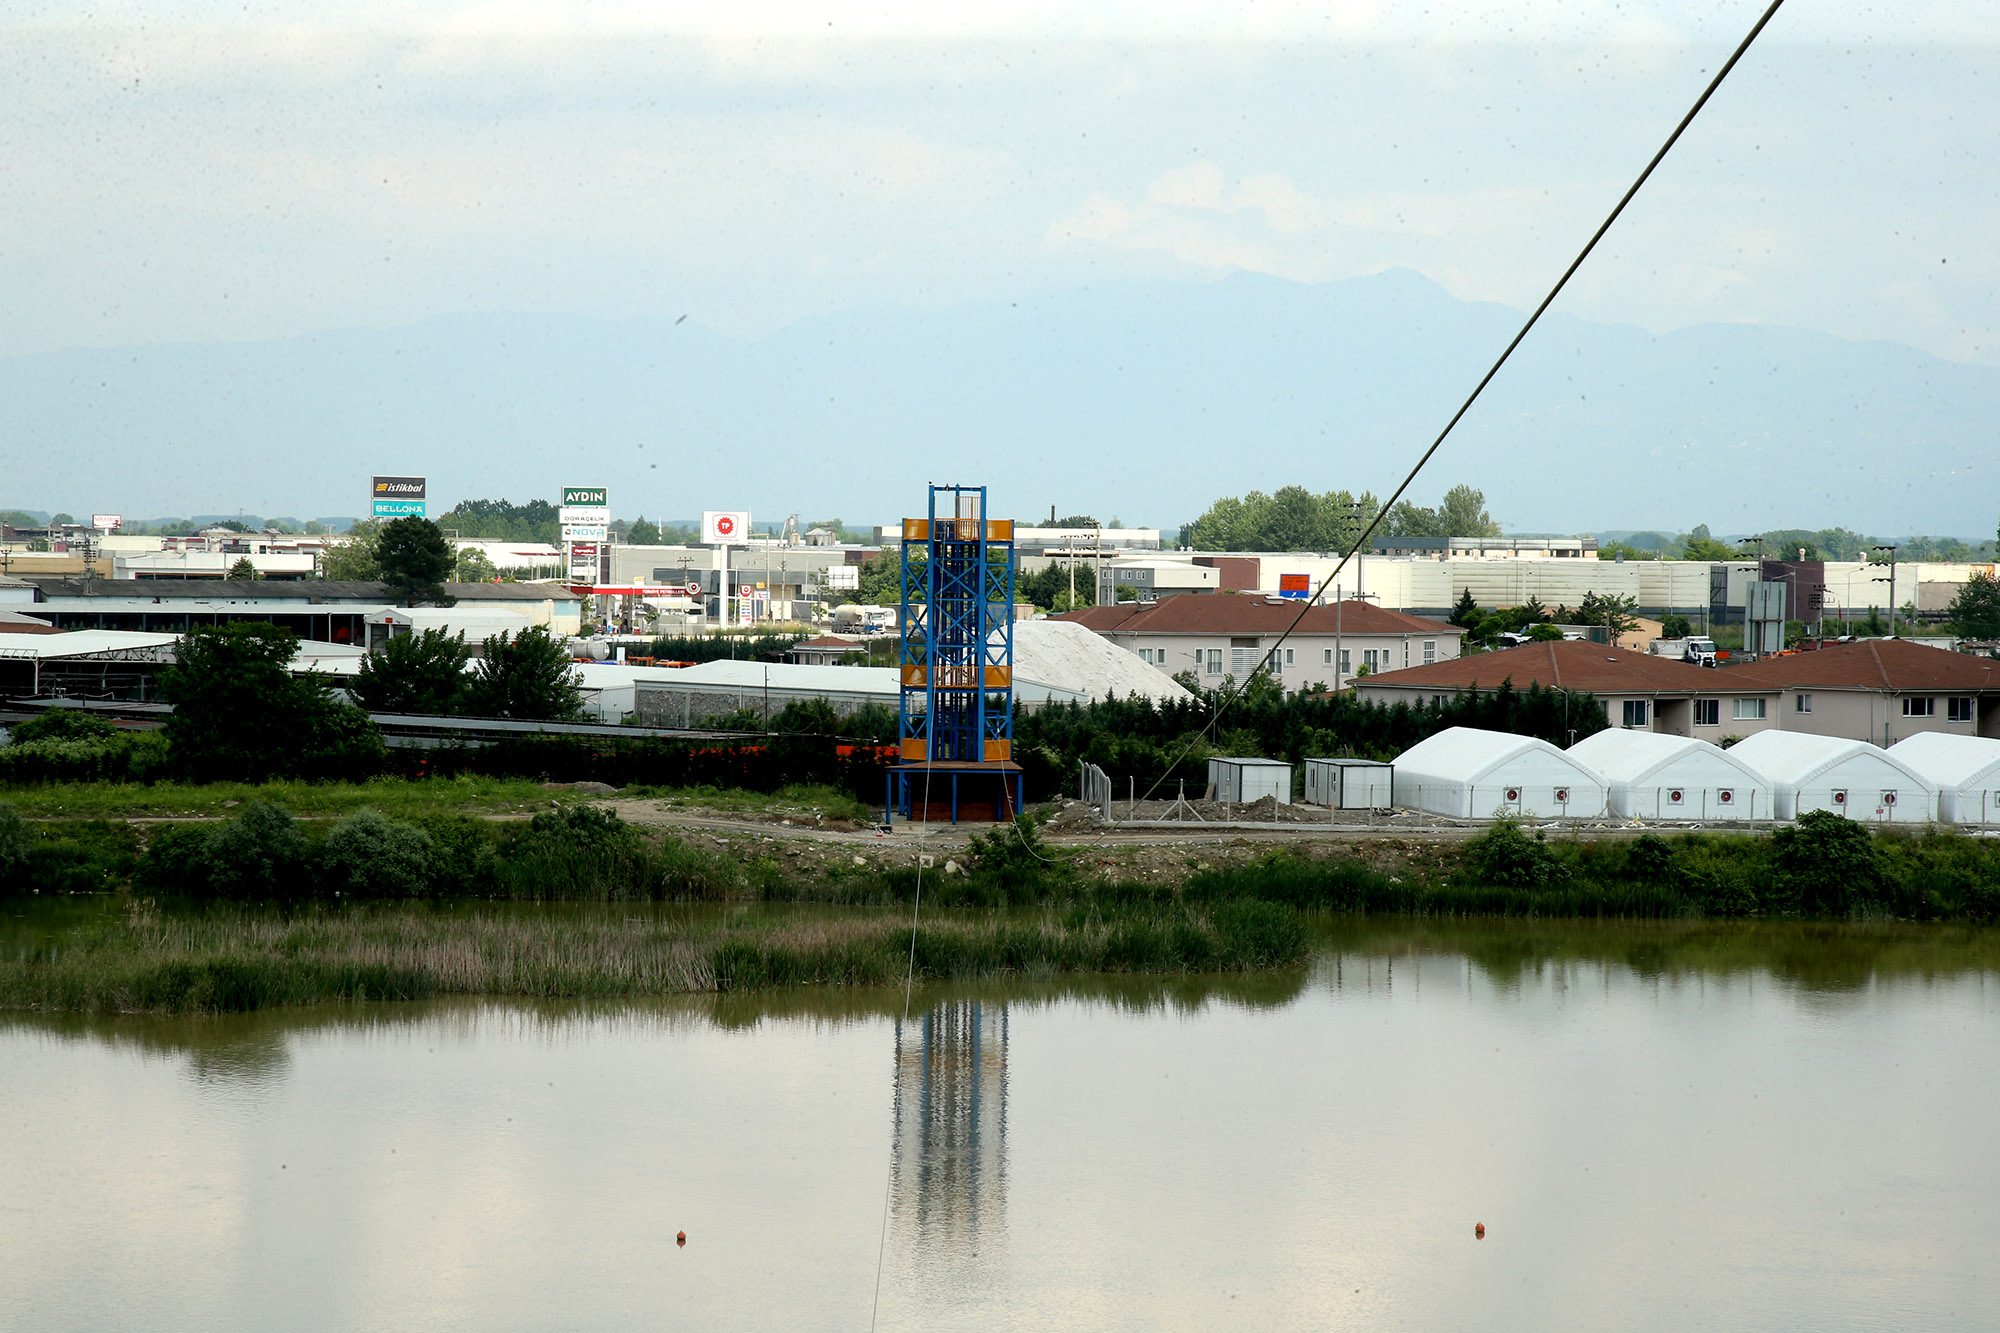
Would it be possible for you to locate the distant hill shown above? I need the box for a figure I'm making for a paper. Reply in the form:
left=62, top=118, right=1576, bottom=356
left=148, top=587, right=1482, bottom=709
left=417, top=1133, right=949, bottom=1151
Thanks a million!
left=5, top=269, right=1997, bottom=536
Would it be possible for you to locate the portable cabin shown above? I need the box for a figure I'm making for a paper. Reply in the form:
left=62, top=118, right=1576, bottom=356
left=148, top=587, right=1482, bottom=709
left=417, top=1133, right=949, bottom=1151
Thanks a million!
left=1302, top=757, right=1394, bottom=810
left=1886, top=733, right=2000, bottom=824
left=1208, top=757, right=1292, bottom=805
left=1567, top=730, right=1772, bottom=821
left=1391, top=727, right=1608, bottom=820
left=1727, top=732, right=1937, bottom=823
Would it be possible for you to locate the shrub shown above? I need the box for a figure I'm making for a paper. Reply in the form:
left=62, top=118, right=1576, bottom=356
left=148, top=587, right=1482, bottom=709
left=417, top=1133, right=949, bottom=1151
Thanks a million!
left=1465, top=819, right=1571, bottom=889
left=202, top=802, right=311, bottom=900
left=136, top=823, right=215, bottom=894
left=407, top=814, right=501, bottom=897
left=1771, top=810, right=1880, bottom=916
left=8, top=710, right=119, bottom=745
left=1623, top=835, right=1675, bottom=883
left=0, top=804, right=27, bottom=888
left=320, top=809, right=434, bottom=898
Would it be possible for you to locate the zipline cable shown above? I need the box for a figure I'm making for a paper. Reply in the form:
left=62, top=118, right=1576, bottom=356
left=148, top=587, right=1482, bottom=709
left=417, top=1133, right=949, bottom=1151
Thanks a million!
left=1135, top=0, right=1790, bottom=805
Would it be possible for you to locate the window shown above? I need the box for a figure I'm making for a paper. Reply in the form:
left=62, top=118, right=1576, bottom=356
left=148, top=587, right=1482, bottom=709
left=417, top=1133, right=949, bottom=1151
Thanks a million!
left=1694, top=699, right=1719, bottom=727
left=1364, top=649, right=1386, bottom=671
left=1423, top=640, right=1437, bottom=664
left=1339, top=649, right=1351, bottom=676
left=1230, top=646, right=1261, bottom=678
left=1733, top=698, right=1766, bottom=721
left=1204, top=648, right=1223, bottom=675
left=1948, top=697, right=1975, bottom=723
left=1264, top=650, right=1282, bottom=674
left=1902, top=697, right=1935, bottom=718
left=1285, top=648, right=1295, bottom=667
left=1621, top=700, right=1650, bottom=728
left=1323, top=648, right=1333, bottom=666
left=1795, top=693, right=1812, bottom=714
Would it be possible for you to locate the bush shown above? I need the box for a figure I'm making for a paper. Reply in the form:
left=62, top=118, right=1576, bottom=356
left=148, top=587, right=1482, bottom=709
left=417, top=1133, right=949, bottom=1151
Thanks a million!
left=1771, top=810, right=1880, bottom=916
left=0, top=804, right=28, bottom=888
left=202, top=802, right=311, bottom=900
left=1465, top=819, right=1572, bottom=889
left=8, top=710, right=119, bottom=745
left=320, top=809, right=434, bottom=898
left=136, top=824, right=215, bottom=894
left=407, top=814, right=501, bottom=897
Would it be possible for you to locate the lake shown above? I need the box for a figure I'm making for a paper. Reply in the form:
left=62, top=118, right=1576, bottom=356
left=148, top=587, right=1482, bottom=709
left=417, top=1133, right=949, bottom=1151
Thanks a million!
left=4, top=913, right=1996, bottom=1330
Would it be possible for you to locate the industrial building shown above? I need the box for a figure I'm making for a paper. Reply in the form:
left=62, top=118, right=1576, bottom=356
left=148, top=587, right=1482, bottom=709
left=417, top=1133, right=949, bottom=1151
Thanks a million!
left=16, top=579, right=585, bottom=642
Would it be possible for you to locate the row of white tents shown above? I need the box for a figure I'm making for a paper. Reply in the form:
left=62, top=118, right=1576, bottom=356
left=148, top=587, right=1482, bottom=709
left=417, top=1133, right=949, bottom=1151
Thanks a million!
left=1386, top=727, right=2000, bottom=825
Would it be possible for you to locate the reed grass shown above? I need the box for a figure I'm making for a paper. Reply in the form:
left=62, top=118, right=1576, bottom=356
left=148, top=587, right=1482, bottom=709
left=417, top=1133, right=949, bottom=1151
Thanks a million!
left=0, top=896, right=1309, bottom=1014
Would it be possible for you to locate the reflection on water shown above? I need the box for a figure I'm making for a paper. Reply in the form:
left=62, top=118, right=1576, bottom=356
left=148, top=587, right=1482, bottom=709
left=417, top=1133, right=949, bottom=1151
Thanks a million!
left=893, top=1001, right=1007, bottom=1263
left=2, top=912, right=1998, bottom=1331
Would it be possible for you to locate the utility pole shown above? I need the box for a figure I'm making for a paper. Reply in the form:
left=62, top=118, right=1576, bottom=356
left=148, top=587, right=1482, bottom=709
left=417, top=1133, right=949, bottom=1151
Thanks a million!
left=1332, top=588, right=1380, bottom=692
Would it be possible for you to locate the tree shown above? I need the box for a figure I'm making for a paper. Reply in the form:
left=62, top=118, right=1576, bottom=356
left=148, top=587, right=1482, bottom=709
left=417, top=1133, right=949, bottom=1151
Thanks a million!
left=1660, top=614, right=1692, bottom=639
left=464, top=626, right=586, bottom=720
left=1527, top=624, right=1566, bottom=642
left=1019, top=561, right=1097, bottom=612
left=351, top=628, right=473, bottom=715
left=1181, top=486, right=1381, bottom=552
left=322, top=520, right=383, bottom=581
left=456, top=548, right=498, bottom=583
left=1387, top=485, right=1501, bottom=540
left=1681, top=523, right=1737, bottom=561
left=1577, top=591, right=1641, bottom=640
left=1947, top=571, right=2000, bottom=639
left=226, top=557, right=258, bottom=581
left=376, top=516, right=456, bottom=607
left=1448, top=588, right=1480, bottom=628
left=159, top=623, right=384, bottom=782
left=626, top=516, right=662, bottom=546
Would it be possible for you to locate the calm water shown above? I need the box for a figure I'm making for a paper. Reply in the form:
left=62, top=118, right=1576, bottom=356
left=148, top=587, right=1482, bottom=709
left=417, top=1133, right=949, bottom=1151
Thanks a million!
left=3, top=914, right=1997, bottom=1331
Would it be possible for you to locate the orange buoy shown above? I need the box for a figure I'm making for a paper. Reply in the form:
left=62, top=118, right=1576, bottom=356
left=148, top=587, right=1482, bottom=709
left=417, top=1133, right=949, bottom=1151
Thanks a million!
left=1474, top=1223, right=1486, bottom=1239
left=676, top=1231, right=687, bottom=1247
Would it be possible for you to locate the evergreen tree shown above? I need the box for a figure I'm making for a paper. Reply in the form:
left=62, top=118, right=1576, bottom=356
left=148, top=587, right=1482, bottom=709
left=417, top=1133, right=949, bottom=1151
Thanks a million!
left=376, top=516, right=456, bottom=607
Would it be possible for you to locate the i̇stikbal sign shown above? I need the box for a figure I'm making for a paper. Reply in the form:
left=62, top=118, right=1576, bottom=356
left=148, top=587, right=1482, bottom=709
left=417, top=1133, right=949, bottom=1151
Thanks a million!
left=372, top=475, right=427, bottom=518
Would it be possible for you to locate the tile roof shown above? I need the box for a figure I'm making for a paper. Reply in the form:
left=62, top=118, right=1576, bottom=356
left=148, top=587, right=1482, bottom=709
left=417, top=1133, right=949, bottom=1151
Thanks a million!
left=1353, top=640, right=1770, bottom=694
left=1720, top=639, right=2000, bottom=692
left=1054, top=597, right=1456, bottom=637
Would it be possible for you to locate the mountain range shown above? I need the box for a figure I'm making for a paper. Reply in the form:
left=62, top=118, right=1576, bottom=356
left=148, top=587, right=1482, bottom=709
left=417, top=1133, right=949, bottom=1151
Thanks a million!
left=5, top=269, right=1996, bottom=538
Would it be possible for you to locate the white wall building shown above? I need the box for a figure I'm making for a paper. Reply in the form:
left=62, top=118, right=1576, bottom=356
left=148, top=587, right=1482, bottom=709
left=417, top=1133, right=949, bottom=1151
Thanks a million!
left=1567, top=729, right=1773, bottom=821
left=1727, top=732, right=1937, bottom=823
left=1391, top=726, right=1609, bottom=820
left=1884, top=733, right=2000, bottom=824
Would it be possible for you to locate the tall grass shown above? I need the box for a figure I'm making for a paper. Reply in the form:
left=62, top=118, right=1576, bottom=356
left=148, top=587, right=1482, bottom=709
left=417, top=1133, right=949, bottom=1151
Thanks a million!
left=0, top=775, right=561, bottom=820
left=0, top=895, right=1308, bottom=1014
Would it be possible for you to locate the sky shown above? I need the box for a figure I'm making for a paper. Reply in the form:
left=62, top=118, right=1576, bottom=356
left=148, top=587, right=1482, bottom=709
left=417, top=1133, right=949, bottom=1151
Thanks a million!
left=4, top=1, right=1999, bottom=534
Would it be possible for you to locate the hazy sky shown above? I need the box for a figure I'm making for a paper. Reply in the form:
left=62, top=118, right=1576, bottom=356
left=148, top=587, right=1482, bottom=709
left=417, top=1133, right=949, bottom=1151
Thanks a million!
left=5, top=0, right=1997, bottom=371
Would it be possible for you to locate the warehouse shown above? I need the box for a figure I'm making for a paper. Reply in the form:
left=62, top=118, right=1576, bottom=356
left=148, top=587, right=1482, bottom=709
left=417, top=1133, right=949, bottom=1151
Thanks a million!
left=1567, top=729, right=1772, bottom=821
left=1390, top=726, right=1608, bottom=820
left=1727, top=732, right=1937, bottom=823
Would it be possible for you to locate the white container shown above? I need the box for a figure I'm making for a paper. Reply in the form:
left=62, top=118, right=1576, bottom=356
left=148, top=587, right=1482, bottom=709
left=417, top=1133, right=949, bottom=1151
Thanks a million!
left=1208, top=757, right=1292, bottom=805
left=1302, top=757, right=1393, bottom=809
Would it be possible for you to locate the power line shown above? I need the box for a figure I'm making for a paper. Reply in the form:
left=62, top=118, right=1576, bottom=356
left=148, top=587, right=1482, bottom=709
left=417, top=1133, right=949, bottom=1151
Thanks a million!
left=1141, top=0, right=1791, bottom=800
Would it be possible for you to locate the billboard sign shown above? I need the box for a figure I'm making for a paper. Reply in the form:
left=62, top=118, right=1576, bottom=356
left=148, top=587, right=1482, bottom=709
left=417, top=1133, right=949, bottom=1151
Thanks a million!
left=568, top=542, right=599, bottom=578
left=559, top=506, right=610, bottom=527
left=703, top=510, right=750, bottom=543
left=372, top=475, right=427, bottom=518
left=561, top=523, right=608, bottom=542
left=1278, top=573, right=1311, bottom=599
left=826, top=564, right=860, bottom=590
left=90, top=514, right=123, bottom=531
left=562, top=487, right=607, bottom=507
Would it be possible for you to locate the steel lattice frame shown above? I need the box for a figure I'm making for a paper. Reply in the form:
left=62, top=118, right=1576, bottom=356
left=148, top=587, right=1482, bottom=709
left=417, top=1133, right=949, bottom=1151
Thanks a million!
left=889, top=484, right=1019, bottom=821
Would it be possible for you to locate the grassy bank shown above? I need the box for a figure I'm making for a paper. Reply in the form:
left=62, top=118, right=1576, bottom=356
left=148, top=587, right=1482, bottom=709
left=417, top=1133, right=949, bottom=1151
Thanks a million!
left=0, top=898, right=1307, bottom=1014
left=0, top=776, right=563, bottom=820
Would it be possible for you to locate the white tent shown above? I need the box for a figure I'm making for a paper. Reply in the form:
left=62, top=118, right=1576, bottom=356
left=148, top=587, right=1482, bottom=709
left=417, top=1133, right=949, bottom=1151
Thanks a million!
left=1391, top=727, right=1608, bottom=819
left=1568, top=730, right=1772, bottom=821
left=1727, top=732, right=1936, bottom=823
left=1886, top=733, right=2000, bottom=824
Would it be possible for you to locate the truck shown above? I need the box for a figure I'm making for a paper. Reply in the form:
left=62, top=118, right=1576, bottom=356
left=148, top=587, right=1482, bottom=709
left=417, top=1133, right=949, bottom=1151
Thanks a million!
left=1649, top=637, right=1720, bottom=667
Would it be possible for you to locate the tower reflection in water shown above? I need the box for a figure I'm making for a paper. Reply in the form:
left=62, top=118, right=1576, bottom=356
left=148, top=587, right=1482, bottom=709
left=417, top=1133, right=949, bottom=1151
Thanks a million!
left=891, top=1000, right=1008, bottom=1259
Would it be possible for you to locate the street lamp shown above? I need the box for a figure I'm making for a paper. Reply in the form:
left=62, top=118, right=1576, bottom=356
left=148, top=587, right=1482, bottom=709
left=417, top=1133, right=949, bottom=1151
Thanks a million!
left=1870, top=544, right=1899, bottom=637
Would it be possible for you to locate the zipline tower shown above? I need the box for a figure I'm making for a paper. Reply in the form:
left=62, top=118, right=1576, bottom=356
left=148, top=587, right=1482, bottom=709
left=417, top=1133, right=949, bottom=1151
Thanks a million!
left=889, top=484, right=1023, bottom=824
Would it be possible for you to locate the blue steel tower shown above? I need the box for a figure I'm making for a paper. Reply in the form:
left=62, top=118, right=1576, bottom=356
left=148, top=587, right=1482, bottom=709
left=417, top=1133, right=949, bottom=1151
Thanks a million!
left=888, top=484, right=1023, bottom=824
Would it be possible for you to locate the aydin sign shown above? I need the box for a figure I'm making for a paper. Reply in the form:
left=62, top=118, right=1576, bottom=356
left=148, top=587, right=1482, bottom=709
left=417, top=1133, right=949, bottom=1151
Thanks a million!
left=702, top=511, right=749, bottom=544
left=562, top=486, right=607, bottom=507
